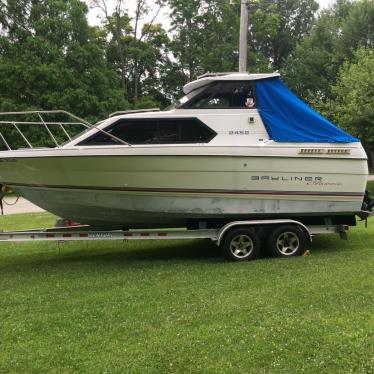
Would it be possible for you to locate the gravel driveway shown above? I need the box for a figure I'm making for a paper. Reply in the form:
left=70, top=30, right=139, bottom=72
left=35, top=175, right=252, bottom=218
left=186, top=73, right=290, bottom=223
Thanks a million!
left=1, top=196, right=44, bottom=215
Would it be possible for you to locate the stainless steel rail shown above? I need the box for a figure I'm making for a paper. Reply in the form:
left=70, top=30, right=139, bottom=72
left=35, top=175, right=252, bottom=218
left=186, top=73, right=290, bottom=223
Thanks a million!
left=109, top=108, right=160, bottom=117
left=0, top=110, right=131, bottom=150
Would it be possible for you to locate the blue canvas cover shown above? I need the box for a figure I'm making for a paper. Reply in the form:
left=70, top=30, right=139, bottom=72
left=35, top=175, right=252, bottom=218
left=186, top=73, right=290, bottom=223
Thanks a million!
left=255, top=77, right=358, bottom=142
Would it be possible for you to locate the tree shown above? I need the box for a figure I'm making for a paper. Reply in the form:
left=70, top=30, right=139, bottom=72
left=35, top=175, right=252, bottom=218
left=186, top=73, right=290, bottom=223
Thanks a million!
left=168, top=0, right=209, bottom=81
left=167, top=0, right=319, bottom=86
left=326, top=47, right=374, bottom=165
left=250, top=0, right=319, bottom=70
left=90, top=0, right=170, bottom=107
left=281, top=7, right=343, bottom=105
left=340, top=0, right=374, bottom=54
left=282, top=0, right=374, bottom=105
left=0, top=0, right=128, bottom=123
left=89, top=0, right=132, bottom=97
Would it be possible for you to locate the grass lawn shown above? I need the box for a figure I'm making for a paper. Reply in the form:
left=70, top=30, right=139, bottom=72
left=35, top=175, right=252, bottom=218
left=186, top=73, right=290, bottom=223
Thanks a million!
left=0, top=212, right=373, bottom=373
left=366, top=180, right=374, bottom=195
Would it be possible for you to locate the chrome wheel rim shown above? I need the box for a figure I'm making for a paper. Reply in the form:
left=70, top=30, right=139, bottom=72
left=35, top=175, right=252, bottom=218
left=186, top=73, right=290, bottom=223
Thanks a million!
left=276, top=232, right=300, bottom=255
left=230, top=234, right=254, bottom=259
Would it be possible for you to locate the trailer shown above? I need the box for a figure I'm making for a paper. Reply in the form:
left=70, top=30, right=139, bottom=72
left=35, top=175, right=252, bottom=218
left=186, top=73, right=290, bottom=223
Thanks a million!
left=0, top=218, right=351, bottom=261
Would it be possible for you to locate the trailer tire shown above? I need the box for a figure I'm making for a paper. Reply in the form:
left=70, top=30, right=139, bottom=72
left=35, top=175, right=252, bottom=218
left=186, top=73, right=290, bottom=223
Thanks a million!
left=221, top=227, right=261, bottom=262
left=267, top=225, right=306, bottom=257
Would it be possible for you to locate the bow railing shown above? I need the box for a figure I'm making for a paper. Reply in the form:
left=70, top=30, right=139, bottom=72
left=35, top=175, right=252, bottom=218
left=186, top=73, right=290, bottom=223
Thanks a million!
left=0, top=110, right=130, bottom=150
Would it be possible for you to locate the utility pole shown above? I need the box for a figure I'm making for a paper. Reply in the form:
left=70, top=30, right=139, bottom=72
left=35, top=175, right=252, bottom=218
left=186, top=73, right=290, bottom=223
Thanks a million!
left=238, top=0, right=249, bottom=73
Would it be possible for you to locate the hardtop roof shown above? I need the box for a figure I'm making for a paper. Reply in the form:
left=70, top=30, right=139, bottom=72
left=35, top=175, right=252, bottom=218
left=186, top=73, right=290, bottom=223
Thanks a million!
left=183, top=72, right=280, bottom=95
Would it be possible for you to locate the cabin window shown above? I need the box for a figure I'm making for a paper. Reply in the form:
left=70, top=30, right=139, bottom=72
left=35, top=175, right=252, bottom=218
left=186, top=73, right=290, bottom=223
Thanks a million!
left=77, top=118, right=216, bottom=145
left=180, top=81, right=256, bottom=109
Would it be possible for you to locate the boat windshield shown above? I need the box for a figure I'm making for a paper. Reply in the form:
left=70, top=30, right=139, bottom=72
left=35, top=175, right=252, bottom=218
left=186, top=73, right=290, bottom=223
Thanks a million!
left=164, top=96, right=189, bottom=110
left=167, top=81, right=256, bottom=110
left=164, top=86, right=208, bottom=111
left=61, top=120, right=105, bottom=146
left=180, top=81, right=255, bottom=109
left=176, top=96, right=189, bottom=107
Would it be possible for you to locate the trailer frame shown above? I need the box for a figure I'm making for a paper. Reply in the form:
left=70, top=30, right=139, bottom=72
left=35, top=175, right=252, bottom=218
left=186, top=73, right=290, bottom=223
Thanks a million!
left=0, top=219, right=348, bottom=244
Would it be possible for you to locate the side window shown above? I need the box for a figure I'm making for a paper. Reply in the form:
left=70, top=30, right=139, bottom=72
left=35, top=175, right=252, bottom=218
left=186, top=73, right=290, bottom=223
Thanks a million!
left=77, top=120, right=158, bottom=146
left=77, top=118, right=216, bottom=145
left=181, top=81, right=255, bottom=109
left=179, top=119, right=215, bottom=142
left=113, top=121, right=158, bottom=144
left=157, top=122, right=179, bottom=143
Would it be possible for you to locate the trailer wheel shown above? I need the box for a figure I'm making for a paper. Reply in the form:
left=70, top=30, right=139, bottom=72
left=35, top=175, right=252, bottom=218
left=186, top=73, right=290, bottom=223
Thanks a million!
left=221, top=227, right=261, bottom=262
left=267, top=225, right=306, bottom=257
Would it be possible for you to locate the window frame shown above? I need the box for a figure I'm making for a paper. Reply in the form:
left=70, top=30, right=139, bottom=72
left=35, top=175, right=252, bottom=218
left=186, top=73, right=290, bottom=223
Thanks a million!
left=77, top=117, right=217, bottom=146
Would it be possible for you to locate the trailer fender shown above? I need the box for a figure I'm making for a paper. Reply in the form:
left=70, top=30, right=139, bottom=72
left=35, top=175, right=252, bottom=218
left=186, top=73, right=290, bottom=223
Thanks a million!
left=216, top=219, right=312, bottom=247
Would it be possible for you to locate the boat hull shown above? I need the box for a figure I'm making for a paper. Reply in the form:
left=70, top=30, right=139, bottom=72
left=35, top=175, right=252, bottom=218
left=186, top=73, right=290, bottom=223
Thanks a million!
left=0, top=153, right=367, bottom=228
left=11, top=185, right=362, bottom=228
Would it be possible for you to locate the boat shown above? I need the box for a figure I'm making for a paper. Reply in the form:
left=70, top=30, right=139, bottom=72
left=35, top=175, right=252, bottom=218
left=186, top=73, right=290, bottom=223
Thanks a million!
left=0, top=72, right=370, bottom=229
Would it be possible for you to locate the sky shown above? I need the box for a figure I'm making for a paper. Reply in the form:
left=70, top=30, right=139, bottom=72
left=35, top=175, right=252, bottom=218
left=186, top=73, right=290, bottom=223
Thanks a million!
left=87, top=1, right=170, bottom=27
left=317, top=0, right=335, bottom=8
left=86, top=0, right=337, bottom=28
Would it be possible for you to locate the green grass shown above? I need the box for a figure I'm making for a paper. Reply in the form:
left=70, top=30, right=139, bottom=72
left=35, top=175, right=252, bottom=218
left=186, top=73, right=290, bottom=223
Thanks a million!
left=0, top=213, right=373, bottom=373
left=366, top=180, right=374, bottom=196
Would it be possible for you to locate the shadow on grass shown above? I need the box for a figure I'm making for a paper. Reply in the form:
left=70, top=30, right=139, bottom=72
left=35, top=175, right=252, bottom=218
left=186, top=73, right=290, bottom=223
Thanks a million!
left=1, top=227, right=368, bottom=276
left=59, top=240, right=222, bottom=263
left=0, top=240, right=225, bottom=275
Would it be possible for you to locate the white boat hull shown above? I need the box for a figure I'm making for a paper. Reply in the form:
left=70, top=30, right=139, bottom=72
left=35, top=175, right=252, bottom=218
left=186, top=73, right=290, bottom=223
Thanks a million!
left=13, top=186, right=363, bottom=228
left=1, top=151, right=367, bottom=228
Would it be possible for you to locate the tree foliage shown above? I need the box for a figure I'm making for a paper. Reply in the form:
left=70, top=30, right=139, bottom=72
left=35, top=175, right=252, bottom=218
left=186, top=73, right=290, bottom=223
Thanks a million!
left=166, top=0, right=244, bottom=95
left=1, top=0, right=374, bottom=159
left=168, top=0, right=319, bottom=83
left=90, top=0, right=170, bottom=107
left=0, top=0, right=323, bottom=116
left=250, top=0, right=318, bottom=70
left=327, top=48, right=374, bottom=155
left=0, top=0, right=128, bottom=123
left=283, top=0, right=374, bottom=105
